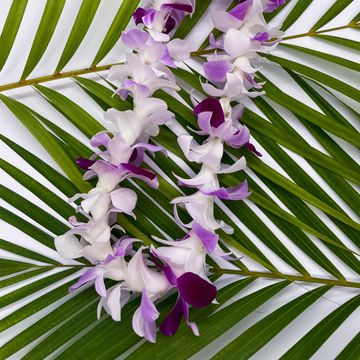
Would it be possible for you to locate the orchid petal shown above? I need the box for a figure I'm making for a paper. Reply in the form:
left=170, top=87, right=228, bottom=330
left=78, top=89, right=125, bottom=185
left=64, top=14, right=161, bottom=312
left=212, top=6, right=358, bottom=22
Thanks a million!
left=160, top=295, right=184, bottom=336
left=203, top=60, right=232, bottom=83
left=132, top=289, right=160, bottom=343
left=194, top=97, right=225, bottom=129
left=224, top=28, right=251, bottom=57
left=121, top=29, right=149, bottom=49
left=202, top=180, right=251, bottom=201
left=177, top=272, right=217, bottom=308
left=120, top=163, right=159, bottom=189
left=110, top=188, right=137, bottom=215
left=192, top=222, right=219, bottom=253
left=69, top=268, right=96, bottom=293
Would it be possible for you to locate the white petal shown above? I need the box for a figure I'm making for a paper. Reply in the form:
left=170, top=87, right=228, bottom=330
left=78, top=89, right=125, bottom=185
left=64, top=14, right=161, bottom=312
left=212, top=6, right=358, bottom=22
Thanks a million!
left=220, top=156, right=246, bottom=174
left=126, top=247, right=169, bottom=299
left=167, top=39, right=191, bottom=61
left=105, top=258, right=128, bottom=281
left=132, top=307, right=144, bottom=337
left=148, top=29, right=170, bottom=42
left=55, top=233, right=85, bottom=259
left=107, top=136, right=133, bottom=166
left=107, top=284, right=130, bottom=321
left=211, top=10, right=243, bottom=32
left=81, top=188, right=111, bottom=221
left=110, top=188, right=137, bottom=214
left=224, top=29, right=251, bottom=57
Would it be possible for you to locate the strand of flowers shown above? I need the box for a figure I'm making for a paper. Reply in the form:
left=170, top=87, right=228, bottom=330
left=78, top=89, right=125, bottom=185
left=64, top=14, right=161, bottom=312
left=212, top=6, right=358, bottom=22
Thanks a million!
left=54, top=0, right=284, bottom=343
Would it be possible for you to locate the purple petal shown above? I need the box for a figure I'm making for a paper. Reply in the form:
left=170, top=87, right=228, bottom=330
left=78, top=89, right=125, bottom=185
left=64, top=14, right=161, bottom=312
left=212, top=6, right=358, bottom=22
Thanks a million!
left=245, top=142, right=262, bottom=157
left=69, top=268, right=96, bottom=293
left=192, top=222, right=219, bottom=254
left=132, top=143, right=167, bottom=156
left=209, top=33, right=224, bottom=50
left=202, top=180, right=251, bottom=201
left=133, top=7, right=148, bottom=25
left=117, top=88, right=129, bottom=100
left=113, top=237, right=140, bottom=257
left=161, top=3, right=193, bottom=13
left=91, top=132, right=111, bottom=147
left=264, top=0, right=285, bottom=13
left=225, top=126, right=250, bottom=147
left=139, top=288, right=159, bottom=343
left=203, top=60, right=232, bottom=82
left=229, top=0, right=253, bottom=20
left=129, top=148, right=144, bottom=166
left=121, top=29, right=149, bottom=49
left=141, top=289, right=159, bottom=321
left=194, top=97, right=225, bottom=128
left=177, top=272, right=217, bottom=308
left=95, top=273, right=107, bottom=297
left=120, top=163, right=159, bottom=188
left=245, top=73, right=262, bottom=89
left=76, top=157, right=95, bottom=170
left=164, top=265, right=177, bottom=285
left=160, top=295, right=184, bottom=336
left=164, top=15, right=176, bottom=34
left=253, top=31, right=270, bottom=43
left=143, top=10, right=156, bottom=28
left=150, top=246, right=177, bottom=285
left=160, top=46, right=176, bottom=67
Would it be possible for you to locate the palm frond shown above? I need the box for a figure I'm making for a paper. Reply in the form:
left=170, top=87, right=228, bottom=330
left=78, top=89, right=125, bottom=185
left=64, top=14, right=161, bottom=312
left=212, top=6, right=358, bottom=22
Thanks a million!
left=1, top=0, right=360, bottom=358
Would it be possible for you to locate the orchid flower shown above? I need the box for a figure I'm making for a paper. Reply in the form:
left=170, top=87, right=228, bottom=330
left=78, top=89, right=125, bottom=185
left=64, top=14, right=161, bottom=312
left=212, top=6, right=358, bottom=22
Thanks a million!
left=160, top=272, right=217, bottom=336
left=103, top=97, right=174, bottom=145
left=68, top=187, right=137, bottom=221
left=152, top=222, right=219, bottom=278
left=133, top=0, right=194, bottom=42
left=177, top=134, right=247, bottom=173
left=171, top=191, right=234, bottom=234
left=81, top=134, right=165, bottom=191
left=126, top=246, right=171, bottom=342
left=55, top=216, right=112, bottom=261
left=109, top=53, right=179, bottom=99
left=122, top=29, right=191, bottom=69
left=193, top=97, right=262, bottom=155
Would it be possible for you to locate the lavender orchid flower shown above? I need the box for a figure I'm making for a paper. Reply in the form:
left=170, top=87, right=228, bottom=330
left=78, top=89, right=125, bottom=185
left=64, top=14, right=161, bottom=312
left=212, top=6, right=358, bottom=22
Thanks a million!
left=126, top=246, right=171, bottom=342
left=171, top=191, right=234, bottom=234
left=55, top=216, right=112, bottom=261
left=103, top=96, right=174, bottom=145
left=160, top=272, right=217, bottom=336
left=193, top=97, right=261, bottom=155
left=133, top=0, right=194, bottom=42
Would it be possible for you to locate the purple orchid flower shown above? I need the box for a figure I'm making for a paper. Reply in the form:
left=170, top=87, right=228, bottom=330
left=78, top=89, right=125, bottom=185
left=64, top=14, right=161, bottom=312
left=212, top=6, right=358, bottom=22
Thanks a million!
left=133, top=1, right=194, bottom=41
left=160, top=272, right=217, bottom=336
left=81, top=134, right=166, bottom=191
left=68, top=237, right=138, bottom=296
left=193, top=98, right=261, bottom=155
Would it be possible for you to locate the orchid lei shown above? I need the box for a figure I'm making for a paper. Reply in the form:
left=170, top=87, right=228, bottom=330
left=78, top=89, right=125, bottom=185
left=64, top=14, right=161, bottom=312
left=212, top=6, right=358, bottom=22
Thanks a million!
left=55, top=0, right=284, bottom=343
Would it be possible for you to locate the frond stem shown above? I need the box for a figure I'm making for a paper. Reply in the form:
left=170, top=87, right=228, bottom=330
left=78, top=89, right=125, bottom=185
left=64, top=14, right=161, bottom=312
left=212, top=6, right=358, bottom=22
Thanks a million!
left=282, top=21, right=359, bottom=41
left=0, top=63, right=119, bottom=93
left=212, top=268, right=360, bottom=289
left=0, top=22, right=358, bottom=92
left=33, top=264, right=360, bottom=289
